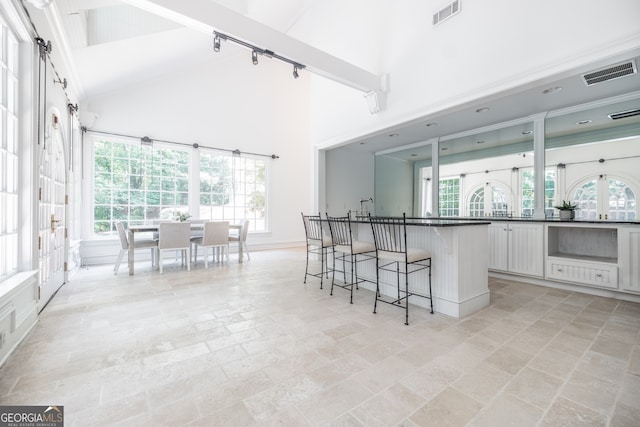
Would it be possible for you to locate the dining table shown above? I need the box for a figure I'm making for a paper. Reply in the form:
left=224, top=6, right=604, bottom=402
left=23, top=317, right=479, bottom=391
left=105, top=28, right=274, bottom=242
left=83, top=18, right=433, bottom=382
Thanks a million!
left=127, top=222, right=243, bottom=275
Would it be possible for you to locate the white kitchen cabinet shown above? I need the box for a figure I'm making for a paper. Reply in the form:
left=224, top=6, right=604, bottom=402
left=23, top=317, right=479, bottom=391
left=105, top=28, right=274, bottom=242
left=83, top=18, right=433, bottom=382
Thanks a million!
left=546, top=257, right=618, bottom=289
left=619, top=227, right=640, bottom=293
left=488, top=222, right=544, bottom=277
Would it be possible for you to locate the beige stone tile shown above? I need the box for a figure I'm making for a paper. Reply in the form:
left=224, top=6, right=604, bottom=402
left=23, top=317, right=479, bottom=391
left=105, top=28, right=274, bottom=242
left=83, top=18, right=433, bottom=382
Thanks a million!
left=560, top=370, right=619, bottom=416
left=546, top=331, right=592, bottom=357
left=468, top=393, right=543, bottom=427
left=432, top=342, right=491, bottom=373
left=326, top=412, right=366, bottom=427
left=610, top=402, right=640, bottom=427
left=243, top=374, right=324, bottom=421
left=541, top=397, right=607, bottom=426
left=350, top=383, right=425, bottom=427
left=528, top=348, right=580, bottom=380
left=295, top=379, right=374, bottom=425
left=451, top=362, right=512, bottom=404
left=351, top=356, right=416, bottom=393
left=590, top=335, right=634, bottom=361
left=562, top=321, right=601, bottom=340
left=617, top=373, right=640, bottom=410
left=188, top=402, right=256, bottom=426
left=576, top=350, right=627, bottom=383
left=629, top=347, right=640, bottom=375
left=409, top=387, right=482, bottom=427
left=194, top=371, right=274, bottom=416
left=505, top=367, right=562, bottom=409
left=485, top=345, right=532, bottom=375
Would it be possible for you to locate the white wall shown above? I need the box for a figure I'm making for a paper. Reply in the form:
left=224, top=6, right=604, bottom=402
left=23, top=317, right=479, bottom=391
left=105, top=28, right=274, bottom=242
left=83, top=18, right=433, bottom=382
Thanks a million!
left=305, top=0, right=640, bottom=220
left=302, top=0, right=640, bottom=146
left=83, top=51, right=312, bottom=255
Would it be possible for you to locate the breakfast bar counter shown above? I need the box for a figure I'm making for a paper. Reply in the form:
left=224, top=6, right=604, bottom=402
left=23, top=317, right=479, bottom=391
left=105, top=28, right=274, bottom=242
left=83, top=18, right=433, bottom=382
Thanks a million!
left=352, top=218, right=491, bottom=318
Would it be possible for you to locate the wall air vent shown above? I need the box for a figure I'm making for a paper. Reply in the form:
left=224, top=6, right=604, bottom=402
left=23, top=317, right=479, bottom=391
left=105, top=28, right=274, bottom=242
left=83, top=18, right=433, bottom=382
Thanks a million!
left=582, top=60, right=636, bottom=86
left=608, top=108, right=640, bottom=120
left=433, top=0, right=460, bottom=26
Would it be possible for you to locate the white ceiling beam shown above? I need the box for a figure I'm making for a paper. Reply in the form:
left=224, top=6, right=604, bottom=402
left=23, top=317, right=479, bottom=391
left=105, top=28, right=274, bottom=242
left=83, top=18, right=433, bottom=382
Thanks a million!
left=122, top=0, right=385, bottom=102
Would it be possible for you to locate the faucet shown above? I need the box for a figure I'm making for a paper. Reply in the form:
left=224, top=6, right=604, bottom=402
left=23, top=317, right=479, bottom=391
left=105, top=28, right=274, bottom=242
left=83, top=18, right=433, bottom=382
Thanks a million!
left=359, top=197, right=374, bottom=215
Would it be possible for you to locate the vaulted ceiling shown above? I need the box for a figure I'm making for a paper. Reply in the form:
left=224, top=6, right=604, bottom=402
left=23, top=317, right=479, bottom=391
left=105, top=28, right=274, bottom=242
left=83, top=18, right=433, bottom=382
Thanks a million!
left=46, top=0, right=640, bottom=153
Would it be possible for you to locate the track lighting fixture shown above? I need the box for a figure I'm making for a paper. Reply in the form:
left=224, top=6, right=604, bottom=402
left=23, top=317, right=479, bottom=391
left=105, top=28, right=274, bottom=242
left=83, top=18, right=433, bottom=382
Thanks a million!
left=212, top=31, right=305, bottom=80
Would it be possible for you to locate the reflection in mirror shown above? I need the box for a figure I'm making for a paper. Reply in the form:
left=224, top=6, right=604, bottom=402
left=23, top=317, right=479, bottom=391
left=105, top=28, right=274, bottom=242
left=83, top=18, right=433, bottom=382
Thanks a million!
left=437, top=122, right=534, bottom=218
left=545, top=96, right=640, bottom=221
left=375, top=144, right=432, bottom=217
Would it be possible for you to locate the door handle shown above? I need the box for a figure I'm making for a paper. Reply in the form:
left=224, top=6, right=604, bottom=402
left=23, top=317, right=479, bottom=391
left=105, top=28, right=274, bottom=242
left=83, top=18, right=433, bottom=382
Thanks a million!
left=51, top=214, right=62, bottom=232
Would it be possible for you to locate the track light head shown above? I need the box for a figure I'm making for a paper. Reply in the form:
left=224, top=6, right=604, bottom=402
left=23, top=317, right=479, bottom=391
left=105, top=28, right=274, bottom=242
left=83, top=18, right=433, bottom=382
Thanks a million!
left=293, top=65, right=299, bottom=79
left=213, top=35, right=221, bottom=52
left=252, top=50, right=258, bottom=65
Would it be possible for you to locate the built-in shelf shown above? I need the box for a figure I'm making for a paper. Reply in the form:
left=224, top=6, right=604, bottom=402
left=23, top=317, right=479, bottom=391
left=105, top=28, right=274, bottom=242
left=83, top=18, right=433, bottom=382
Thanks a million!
left=547, top=252, right=617, bottom=264
left=548, top=226, right=618, bottom=263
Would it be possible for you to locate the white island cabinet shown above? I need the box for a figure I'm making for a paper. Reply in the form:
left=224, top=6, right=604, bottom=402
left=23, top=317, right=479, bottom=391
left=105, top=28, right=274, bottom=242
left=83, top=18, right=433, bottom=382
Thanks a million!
left=619, top=226, right=640, bottom=293
left=488, top=222, right=543, bottom=277
left=353, top=219, right=490, bottom=318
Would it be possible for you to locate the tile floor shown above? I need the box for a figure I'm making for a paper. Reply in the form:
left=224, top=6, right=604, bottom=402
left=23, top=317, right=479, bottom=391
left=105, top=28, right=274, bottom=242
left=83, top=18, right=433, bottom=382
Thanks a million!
left=0, top=248, right=639, bottom=426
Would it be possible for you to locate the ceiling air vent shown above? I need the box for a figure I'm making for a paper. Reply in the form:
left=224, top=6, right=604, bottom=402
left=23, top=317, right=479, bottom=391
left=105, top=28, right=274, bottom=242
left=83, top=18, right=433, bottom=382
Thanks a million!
left=582, top=60, right=637, bottom=86
left=608, top=108, right=640, bottom=120
left=433, top=0, right=461, bottom=26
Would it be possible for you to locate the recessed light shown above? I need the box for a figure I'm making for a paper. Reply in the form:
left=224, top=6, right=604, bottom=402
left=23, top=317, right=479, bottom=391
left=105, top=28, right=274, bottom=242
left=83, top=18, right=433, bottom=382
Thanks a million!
left=543, top=86, right=562, bottom=94
left=425, top=122, right=437, bottom=127
left=388, top=133, right=399, bottom=137
left=410, top=154, right=418, bottom=157
left=441, top=147, right=448, bottom=151
left=476, top=140, right=485, bottom=144
left=576, top=120, right=592, bottom=125
left=475, top=107, right=490, bottom=113
left=522, top=130, right=533, bottom=135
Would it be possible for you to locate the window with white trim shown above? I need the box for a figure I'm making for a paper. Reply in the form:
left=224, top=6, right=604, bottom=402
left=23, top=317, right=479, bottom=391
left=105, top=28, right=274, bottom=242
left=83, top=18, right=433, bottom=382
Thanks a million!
left=91, top=137, right=269, bottom=236
left=0, top=17, right=19, bottom=280
left=438, top=177, right=460, bottom=216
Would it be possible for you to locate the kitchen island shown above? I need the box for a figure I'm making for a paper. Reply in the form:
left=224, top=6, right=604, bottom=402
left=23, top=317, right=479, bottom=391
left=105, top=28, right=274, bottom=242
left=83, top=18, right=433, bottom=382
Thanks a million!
left=351, top=218, right=490, bottom=318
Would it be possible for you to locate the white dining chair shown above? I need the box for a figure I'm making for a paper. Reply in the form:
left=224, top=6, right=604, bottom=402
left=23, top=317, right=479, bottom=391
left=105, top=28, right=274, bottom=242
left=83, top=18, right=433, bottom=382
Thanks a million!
left=157, top=222, right=191, bottom=274
left=114, top=222, right=158, bottom=275
left=229, top=220, right=250, bottom=261
left=192, top=221, right=230, bottom=268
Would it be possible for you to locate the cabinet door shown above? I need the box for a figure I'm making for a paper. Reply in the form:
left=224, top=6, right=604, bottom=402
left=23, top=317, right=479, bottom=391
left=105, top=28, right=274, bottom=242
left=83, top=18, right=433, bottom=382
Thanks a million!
left=508, top=223, right=543, bottom=277
left=488, top=223, right=508, bottom=271
left=619, top=227, right=640, bottom=293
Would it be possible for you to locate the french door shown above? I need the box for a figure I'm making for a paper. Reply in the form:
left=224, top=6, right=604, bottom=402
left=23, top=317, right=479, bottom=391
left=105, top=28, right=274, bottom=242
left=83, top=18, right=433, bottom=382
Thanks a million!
left=573, top=175, right=637, bottom=221
left=38, top=114, right=67, bottom=312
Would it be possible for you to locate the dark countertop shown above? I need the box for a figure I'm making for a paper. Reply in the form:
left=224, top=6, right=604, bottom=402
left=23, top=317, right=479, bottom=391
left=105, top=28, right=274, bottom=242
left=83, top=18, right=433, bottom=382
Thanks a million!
left=433, top=216, right=640, bottom=225
left=351, top=217, right=490, bottom=227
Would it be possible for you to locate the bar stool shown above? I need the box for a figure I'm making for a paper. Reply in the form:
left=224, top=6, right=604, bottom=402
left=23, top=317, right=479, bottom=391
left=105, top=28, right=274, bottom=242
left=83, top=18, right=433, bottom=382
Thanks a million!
left=301, top=212, right=333, bottom=288
left=326, top=212, right=376, bottom=304
left=369, top=213, right=433, bottom=325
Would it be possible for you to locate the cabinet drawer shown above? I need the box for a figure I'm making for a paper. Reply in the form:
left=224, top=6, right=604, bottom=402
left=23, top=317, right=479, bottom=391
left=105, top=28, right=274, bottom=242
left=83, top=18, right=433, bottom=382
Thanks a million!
left=546, top=258, right=618, bottom=289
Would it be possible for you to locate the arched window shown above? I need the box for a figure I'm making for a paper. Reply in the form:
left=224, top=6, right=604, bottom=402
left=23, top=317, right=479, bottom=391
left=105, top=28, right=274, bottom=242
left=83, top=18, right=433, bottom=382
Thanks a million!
left=469, top=188, right=484, bottom=217
left=467, top=183, right=509, bottom=217
left=573, top=176, right=636, bottom=221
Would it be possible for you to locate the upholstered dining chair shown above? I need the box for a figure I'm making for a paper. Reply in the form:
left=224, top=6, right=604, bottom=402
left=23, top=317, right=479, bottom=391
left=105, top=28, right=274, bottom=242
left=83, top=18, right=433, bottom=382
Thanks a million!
left=192, top=221, right=230, bottom=268
left=157, top=222, right=191, bottom=274
left=229, top=220, right=250, bottom=261
left=114, top=222, right=158, bottom=275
